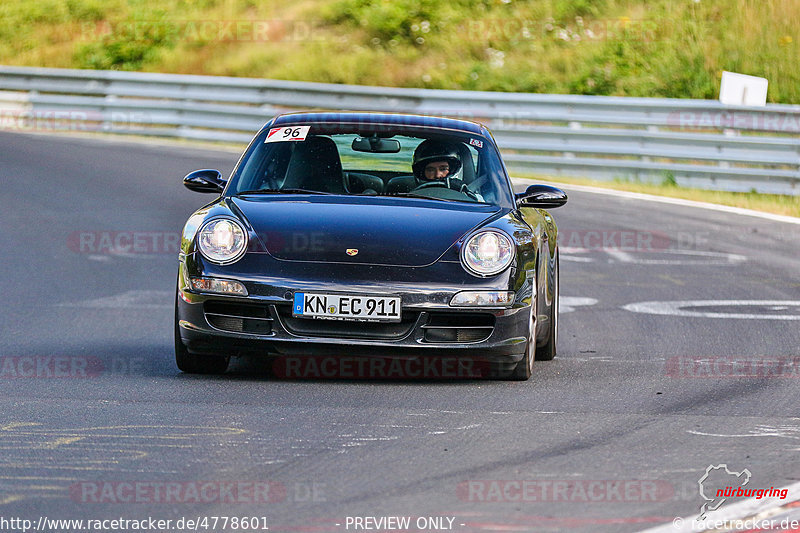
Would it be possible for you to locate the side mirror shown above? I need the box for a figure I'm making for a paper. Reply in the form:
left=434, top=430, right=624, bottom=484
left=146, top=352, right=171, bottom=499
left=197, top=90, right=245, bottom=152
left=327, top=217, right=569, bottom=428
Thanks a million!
left=183, top=169, right=226, bottom=194
left=516, top=184, right=568, bottom=209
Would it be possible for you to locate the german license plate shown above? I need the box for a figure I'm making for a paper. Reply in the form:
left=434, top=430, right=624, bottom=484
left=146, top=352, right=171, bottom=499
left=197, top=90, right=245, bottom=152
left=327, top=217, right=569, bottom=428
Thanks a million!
left=292, top=292, right=401, bottom=322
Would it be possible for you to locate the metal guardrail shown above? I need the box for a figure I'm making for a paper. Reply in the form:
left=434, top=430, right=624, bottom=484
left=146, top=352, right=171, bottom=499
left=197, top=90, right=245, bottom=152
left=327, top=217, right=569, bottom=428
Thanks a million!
left=1, top=65, right=799, bottom=195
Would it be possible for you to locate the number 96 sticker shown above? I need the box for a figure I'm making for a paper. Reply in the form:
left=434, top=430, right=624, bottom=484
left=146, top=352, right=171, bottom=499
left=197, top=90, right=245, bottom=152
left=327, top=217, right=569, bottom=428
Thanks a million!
left=265, top=126, right=310, bottom=143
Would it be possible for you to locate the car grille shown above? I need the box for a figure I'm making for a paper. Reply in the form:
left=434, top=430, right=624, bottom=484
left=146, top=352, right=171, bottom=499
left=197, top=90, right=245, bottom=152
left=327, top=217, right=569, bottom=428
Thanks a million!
left=276, top=306, right=418, bottom=340
left=422, top=312, right=495, bottom=343
left=204, top=301, right=273, bottom=335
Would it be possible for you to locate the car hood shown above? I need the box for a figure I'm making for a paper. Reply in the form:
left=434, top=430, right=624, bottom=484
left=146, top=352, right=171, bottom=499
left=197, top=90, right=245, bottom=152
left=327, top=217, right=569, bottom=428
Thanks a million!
left=231, top=196, right=504, bottom=267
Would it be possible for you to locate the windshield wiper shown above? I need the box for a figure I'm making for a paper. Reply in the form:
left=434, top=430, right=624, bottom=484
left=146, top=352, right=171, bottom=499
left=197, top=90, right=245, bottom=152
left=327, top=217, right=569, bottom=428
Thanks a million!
left=236, top=188, right=332, bottom=195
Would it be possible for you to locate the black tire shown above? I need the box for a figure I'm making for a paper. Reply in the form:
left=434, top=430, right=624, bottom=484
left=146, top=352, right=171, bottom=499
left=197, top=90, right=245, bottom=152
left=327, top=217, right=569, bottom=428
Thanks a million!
left=535, top=252, right=559, bottom=361
left=174, top=297, right=229, bottom=374
left=508, top=298, right=535, bottom=381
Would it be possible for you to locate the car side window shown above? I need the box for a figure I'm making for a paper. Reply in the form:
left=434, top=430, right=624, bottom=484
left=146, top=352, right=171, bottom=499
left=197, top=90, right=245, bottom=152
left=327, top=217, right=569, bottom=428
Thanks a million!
left=260, top=144, right=293, bottom=189
left=235, top=143, right=293, bottom=191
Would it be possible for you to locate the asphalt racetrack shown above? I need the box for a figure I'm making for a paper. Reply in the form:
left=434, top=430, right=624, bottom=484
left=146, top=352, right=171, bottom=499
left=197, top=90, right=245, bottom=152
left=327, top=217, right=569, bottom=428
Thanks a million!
left=2, top=131, right=800, bottom=532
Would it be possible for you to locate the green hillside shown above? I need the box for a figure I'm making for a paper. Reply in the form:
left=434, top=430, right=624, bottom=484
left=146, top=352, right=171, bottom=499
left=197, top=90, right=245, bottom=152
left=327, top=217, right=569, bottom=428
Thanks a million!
left=1, top=0, right=798, bottom=103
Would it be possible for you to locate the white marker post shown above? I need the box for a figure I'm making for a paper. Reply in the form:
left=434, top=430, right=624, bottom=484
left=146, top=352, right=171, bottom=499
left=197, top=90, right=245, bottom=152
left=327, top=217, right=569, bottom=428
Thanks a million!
left=718, top=71, right=768, bottom=141
left=719, top=71, right=768, bottom=107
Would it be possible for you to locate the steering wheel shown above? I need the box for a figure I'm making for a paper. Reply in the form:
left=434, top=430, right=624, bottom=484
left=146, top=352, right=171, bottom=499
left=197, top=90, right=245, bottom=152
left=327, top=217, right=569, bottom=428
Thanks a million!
left=412, top=181, right=479, bottom=200
left=412, top=181, right=449, bottom=191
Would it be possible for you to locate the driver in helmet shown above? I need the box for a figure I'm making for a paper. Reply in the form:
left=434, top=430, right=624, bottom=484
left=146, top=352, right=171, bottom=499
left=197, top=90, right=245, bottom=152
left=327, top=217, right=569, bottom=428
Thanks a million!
left=410, top=140, right=482, bottom=200
left=411, top=140, right=463, bottom=189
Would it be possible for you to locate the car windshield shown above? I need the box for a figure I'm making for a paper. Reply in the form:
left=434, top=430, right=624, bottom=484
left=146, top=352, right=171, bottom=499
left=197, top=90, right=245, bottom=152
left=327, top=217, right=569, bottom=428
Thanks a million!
left=228, top=124, right=514, bottom=208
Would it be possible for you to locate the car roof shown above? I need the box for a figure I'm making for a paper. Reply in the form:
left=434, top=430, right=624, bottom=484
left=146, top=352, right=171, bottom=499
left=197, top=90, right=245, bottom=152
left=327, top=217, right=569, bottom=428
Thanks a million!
left=270, top=112, right=487, bottom=136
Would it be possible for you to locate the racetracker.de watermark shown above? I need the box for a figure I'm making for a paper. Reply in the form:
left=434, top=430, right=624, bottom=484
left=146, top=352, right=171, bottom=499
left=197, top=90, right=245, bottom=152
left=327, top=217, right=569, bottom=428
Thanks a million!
left=80, top=20, right=325, bottom=42
left=461, top=18, right=661, bottom=42
left=70, top=481, right=287, bottom=504
left=666, top=110, right=800, bottom=133
left=68, top=231, right=181, bottom=255
left=0, top=355, right=150, bottom=378
left=559, top=230, right=710, bottom=252
left=67, top=230, right=329, bottom=255
left=666, top=356, right=800, bottom=378
left=679, top=518, right=800, bottom=531
left=0, top=110, right=149, bottom=132
left=70, top=229, right=689, bottom=255
left=272, top=355, right=492, bottom=379
left=0, top=516, right=271, bottom=532
left=457, top=480, right=674, bottom=502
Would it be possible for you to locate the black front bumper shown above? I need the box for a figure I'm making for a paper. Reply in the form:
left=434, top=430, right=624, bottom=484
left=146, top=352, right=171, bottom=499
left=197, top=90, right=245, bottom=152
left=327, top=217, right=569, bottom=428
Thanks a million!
left=177, top=292, right=529, bottom=377
left=176, top=251, right=534, bottom=377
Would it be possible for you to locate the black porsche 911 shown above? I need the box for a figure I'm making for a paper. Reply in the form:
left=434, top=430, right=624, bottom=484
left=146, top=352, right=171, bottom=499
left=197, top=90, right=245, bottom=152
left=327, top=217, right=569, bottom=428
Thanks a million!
left=175, top=112, right=566, bottom=380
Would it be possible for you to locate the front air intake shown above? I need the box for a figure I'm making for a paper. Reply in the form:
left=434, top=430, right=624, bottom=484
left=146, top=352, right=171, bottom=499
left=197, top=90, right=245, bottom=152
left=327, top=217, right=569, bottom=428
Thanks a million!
left=421, top=312, right=495, bottom=343
left=204, top=301, right=272, bottom=335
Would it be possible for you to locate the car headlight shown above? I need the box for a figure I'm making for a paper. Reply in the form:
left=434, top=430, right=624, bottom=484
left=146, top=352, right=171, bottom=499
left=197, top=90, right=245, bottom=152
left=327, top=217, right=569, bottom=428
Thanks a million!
left=197, top=218, right=248, bottom=264
left=461, top=229, right=515, bottom=277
